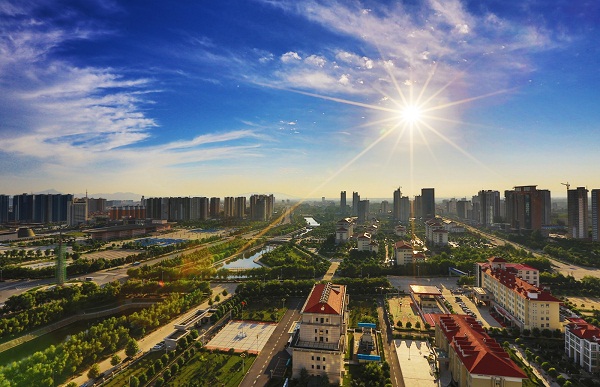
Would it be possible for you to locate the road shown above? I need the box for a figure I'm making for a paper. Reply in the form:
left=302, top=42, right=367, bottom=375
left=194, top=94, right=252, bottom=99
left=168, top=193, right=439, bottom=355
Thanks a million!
left=449, top=218, right=600, bottom=281
left=378, top=299, right=404, bottom=387
left=240, top=298, right=303, bottom=387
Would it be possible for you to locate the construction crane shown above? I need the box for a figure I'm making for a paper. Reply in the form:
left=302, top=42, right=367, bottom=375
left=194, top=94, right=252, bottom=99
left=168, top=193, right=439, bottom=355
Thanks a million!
left=561, top=182, right=570, bottom=190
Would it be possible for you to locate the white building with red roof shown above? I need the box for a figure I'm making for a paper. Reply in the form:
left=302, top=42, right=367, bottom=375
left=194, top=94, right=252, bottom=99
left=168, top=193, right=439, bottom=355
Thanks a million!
left=478, top=257, right=561, bottom=330
left=335, top=217, right=355, bottom=244
left=475, top=257, right=540, bottom=287
left=394, top=241, right=414, bottom=265
left=356, top=232, right=378, bottom=253
left=432, top=314, right=527, bottom=387
left=290, top=282, right=348, bottom=385
left=565, top=317, right=600, bottom=373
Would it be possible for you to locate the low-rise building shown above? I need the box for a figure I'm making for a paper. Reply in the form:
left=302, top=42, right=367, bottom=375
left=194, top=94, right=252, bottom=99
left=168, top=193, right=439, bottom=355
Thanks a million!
left=335, top=218, right=355, bottom=244
left=432, top=314, right=527, bottom=387
left=394, top=241, right=413, bottom=265
left=290, top=283, right=348, bottom=385
left=565, top=318, right=600, bottom=373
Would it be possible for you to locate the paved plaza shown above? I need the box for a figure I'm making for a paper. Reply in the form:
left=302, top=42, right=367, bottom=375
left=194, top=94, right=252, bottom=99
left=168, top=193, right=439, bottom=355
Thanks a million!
left=205, top=320, right=277, bottom=354
left=394, top=339, right=448, bottom=387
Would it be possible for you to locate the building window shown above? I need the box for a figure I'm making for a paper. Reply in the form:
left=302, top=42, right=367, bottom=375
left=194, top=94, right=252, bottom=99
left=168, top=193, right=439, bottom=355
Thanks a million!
left=317, top=365, right=320, bottom=370
left=323, top=366, right=326, bottom=370
left=326, top=318, right=329, bottom=322
left=320, top=337, right=324, bottom=342
left=323, top=357, right=326, bottom=361
left=311, top=365, right=314, bottom=369
left=311, top=356, right=314, bottom=360
left=315, top=337, right=317, bottom=341
left=326, top=330, right=329, bottom=334
left=317, top=356, right=320, bottom=361
left=315, top=329, right=317, bottom=333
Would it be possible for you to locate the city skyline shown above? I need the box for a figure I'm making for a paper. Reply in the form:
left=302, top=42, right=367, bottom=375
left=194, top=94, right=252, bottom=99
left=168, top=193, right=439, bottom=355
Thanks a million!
left=1, top=1, right=599, bottom=198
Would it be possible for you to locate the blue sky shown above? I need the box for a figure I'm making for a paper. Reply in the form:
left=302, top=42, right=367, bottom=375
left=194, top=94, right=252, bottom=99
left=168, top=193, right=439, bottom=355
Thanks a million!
left=1, top=0, right=599, bottom=199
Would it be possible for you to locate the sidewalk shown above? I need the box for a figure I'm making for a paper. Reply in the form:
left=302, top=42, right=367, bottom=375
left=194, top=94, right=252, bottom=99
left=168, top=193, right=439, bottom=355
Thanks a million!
left=65, top=282, right=237, bottom=386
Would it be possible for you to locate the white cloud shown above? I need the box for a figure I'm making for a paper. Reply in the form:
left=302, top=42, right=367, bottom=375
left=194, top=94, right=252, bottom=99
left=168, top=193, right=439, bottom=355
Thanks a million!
left=281, top=51, right=302, bottom=63
left=305, top=54, right=327, bottom=67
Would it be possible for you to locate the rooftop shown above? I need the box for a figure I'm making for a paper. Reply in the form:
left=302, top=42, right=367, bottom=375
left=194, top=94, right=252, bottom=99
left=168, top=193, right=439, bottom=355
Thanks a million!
left=409, top=284, right=442, bottom=296
left=302, top=283, right=346, bottom=315
left=566, top=318, right=600, bottom=341
left=432, top=314, right=527, bottom=379
left=482, top=265, right=560, bottom=302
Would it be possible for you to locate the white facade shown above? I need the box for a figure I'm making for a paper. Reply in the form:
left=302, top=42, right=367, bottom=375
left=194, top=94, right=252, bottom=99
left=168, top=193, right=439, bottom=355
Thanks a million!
left=565, top=320, right=600, bottom=373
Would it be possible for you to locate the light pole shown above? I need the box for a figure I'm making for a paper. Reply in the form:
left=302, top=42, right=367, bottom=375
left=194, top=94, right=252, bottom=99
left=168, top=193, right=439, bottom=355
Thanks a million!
left=240, top=352, right=246, bottom=374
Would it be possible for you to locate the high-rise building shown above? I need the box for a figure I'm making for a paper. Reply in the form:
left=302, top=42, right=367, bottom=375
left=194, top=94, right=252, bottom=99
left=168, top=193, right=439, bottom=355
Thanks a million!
left=568, top=187, right=589, bottom=239
left=223, top=197, right=235, bottom=218
left=478, top=190, right=500, bottom=226
left=340, top=191, right=346, bottom=214
left=592, top=189, right=600, bottom=242
left=413, top=195, right=422, bottom=218
left=357, top=199, right=369, bottom=223
left=456, top=199, right=470, bottom=220
left=421, top=188, right=435, bottom=219
left=380, top=200, right=389, bottom=214
left=0, top=195, right=9, bottom=224
left=234, top=196, right=246, bottom=219
left=67, top=198, right=88, bottom=226
left=87, top=198, right=107, bottom=214
left=55, top=239, right=67, bottom=285
left=250, top=194, right=274, bottom=221
left=505, top=185, right=551, bottom=231
left=393, top=188, right=410, bottom=221
left=352, top=192, right=360, bottom=216
left=210, top=197, right=221, bottom=218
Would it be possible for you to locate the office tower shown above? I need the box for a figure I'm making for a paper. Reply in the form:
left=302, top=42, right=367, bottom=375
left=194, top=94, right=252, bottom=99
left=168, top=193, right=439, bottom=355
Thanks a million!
left=13, top=193, right=34, bottom=223
left=224, top=197, right=235, bottom=218
left=340, top=191, right=346, bottom=214
left=352, top=192, right=360, bottom=216
left=413, top=195, right=422, bottom=218
left=234, top=196, right=246, bottom=219
left=592, top=189, right=600, bottom=241
left=478, top=190, right=500, bottom=226
left=357, top=199, right=369, bottom=223
left=421, top=188, right=435, bottom=219
left=67, top=198, right=88, bottom=226
left=568, top=187, right=589, bottom=239
left=210, top=197, right=221, bottom=218
left=0, top=195, right=9, bottom=224
left=505, top=185, right=551, bottom=231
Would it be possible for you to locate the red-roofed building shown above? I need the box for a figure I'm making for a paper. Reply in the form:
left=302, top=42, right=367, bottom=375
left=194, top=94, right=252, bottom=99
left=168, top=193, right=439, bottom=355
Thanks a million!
left=356, top=232, right=378, bottom=253
left=335, top=218, right=355, bottom=244
left=394, top=241, right=413, bottom=265
left=432, top=314, right=527, bottom=387
left=565, top=317, right=600, bottom=372
left=291, top=283, right=348, bottom=385
left=478, top=257, right=561, bottom=330
left=475, top=256, right=540, bottom=287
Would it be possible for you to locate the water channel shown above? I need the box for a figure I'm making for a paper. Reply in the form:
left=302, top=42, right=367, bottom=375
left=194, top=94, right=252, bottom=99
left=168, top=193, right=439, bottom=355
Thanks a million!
left=220, top=245, right=276, bottom=270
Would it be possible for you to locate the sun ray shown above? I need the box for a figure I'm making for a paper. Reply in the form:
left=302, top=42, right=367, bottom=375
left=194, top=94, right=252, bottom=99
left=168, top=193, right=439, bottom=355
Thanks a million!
left=422, top=87, right=518, bottom=114
left=415, top=62, right=438, bottom=106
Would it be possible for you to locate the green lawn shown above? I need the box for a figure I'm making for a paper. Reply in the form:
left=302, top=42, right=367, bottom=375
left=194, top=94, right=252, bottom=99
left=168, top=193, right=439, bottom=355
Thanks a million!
left=166, top=351, right=256, bottom=387
left=348, top=298, right=379, bottom=329
left=242, top=297, right=288, bottom=322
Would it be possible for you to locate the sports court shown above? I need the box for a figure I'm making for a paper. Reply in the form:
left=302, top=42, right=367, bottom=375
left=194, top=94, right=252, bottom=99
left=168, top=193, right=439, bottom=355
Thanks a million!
left=205, top=320, right=277, bottom=354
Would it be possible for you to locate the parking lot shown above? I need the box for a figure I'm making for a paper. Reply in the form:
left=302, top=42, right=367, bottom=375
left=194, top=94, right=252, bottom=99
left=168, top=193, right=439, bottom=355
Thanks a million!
left=387, top=276, right=502, bottom=328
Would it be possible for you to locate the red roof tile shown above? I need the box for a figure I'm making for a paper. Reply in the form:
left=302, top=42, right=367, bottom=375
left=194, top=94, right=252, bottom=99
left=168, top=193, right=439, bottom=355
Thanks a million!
left=431, top=314, right=527, bottom=379
left=302, top=283, right=346, bottom=315
left=482, top=266, right=560, bottom=302
left=395, top=241, right=413, bottom=249
left=566, top=318, right=600, bottom=341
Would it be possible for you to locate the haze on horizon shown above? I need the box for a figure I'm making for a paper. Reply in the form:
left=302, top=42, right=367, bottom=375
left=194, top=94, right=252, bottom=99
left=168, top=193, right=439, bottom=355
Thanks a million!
left=1, top=1, right=599, bottom=199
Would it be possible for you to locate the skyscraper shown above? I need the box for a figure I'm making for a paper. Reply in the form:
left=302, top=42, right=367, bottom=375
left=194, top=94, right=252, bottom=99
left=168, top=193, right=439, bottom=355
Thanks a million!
left=234, top=196, right=246, bottom=219
left=413, top=195, right=422, bottom=218
left=352, top=192, right=360, bottom=216
left=340, top=191, right=347, bottom=214
left=592, top=189, right=600, bottom=242
left=505, top=185, right=551, bottom=232
left=393, top=188, right=410, bottom=223
left=421, top=188, right=435, bottom=219
left=250, top=194, right=274, bottom=221
left=210, top=197, right=221, bottom=218
left=568, top=187, right=589, bottom=239
left=224, top=197, right=235, bottom=218
left=478, top=190, right=500, bottom=226
left=0, top=195, right=9, bottom=224
left=357, top=199, right=369, bottom=223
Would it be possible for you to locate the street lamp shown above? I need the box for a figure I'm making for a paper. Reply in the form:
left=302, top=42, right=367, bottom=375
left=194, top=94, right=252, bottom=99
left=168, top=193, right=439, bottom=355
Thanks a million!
left=240, top=353, right=246, bottom=374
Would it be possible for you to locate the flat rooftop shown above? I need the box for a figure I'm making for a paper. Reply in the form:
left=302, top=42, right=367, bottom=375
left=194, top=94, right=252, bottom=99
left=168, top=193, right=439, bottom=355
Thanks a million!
left=409, top=285, right=442, bottom=296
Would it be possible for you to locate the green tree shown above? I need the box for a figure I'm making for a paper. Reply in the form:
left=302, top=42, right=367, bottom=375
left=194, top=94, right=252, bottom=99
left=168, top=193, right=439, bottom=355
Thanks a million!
left=129, top=376, right=140, bottom=387
left=125, top=339, right=140, bottom=357
left=87, top=364, right=100, bottom=379
left=110, top=354, right=121, bottom=366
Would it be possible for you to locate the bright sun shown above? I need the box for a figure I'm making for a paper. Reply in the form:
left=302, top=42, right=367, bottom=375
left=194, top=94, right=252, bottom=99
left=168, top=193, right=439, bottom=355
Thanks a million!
left=400, top=105, right=423, bottom=124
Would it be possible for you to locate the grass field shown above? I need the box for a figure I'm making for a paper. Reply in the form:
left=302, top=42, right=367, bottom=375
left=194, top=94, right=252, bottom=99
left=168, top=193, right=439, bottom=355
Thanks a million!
left=348, top=298, right=379, bottom=329
left=242, top=297, right=288, bottom=322
left=166, top=351, right=256, bottom=387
